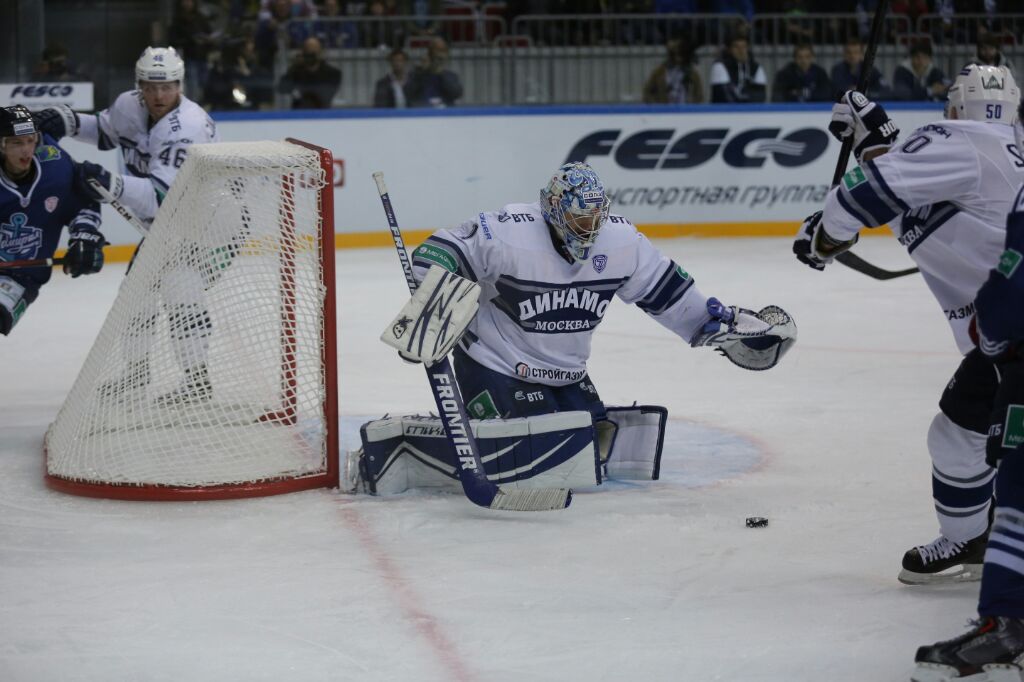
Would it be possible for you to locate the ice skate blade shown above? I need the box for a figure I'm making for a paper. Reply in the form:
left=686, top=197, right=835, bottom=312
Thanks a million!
left=911, top=662, right=1024, bottom=681
left=898, top=563, right=983, bottom=585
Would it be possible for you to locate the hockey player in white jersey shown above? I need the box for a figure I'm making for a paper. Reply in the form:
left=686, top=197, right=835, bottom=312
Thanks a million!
left=33, top=47, right=221, bottom=402
left=351, top=162, right=797, bottom=496
left=793, top=64, right=1024, bottom=585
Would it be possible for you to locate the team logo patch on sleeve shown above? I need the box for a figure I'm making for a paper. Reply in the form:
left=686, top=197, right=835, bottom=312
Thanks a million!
left=34, top=145, right=61, bottom=162
left=1003, top=405, right=1024, bottom=449
left=415, top=244, right=458, bottom=273
left=842, top=166, right=867, bottom=190
left=592, top=254, right=607, bottom=273
left=997, top=249, right=1022, bottom=278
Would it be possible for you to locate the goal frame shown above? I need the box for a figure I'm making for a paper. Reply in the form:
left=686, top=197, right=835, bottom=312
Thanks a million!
left=43, top=138, right=339, bottom=501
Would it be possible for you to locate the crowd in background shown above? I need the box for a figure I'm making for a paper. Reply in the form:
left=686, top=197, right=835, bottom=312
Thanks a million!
left=29, top=0, right=1020, bottom=110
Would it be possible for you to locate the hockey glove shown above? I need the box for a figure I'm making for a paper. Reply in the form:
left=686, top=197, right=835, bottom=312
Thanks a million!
left=986, top=361, right=1024, bottom=467
left=75, top=161, right=124, bottom=203
left=0, top=276, right=28, bottom=335
left=63, top=228, right=107, bottom=278
left=829, top=91, right=899, bottom=163
left=793, top=210, right=858, bottom=271
left=32, top=105, right=79, bottom=140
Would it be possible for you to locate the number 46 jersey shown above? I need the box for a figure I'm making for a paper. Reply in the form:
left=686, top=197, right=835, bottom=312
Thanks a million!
left=74, top=90, right=218, bottom=224
left=823, top=118, right=1024, bottom=353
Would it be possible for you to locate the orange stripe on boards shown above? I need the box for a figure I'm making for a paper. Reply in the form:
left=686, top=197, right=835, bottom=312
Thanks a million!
left=79, top=223, right=894, bottom=263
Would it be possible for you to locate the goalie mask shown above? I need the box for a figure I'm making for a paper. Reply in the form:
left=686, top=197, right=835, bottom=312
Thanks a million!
left=540, top=161, right=611, bottom=261
left=945, top=64, right=1019, bottom=124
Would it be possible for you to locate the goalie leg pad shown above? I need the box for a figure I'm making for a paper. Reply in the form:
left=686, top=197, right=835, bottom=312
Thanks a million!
left=600, top=405, right=668, bottom=480
left=347, top=411, right=601, bottom=496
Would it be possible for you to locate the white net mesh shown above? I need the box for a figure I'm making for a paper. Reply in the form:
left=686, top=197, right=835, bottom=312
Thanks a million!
left=45, top=140, right=335, bottom=496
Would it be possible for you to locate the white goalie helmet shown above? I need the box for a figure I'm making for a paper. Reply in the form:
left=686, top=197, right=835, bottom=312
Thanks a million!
left=539, top=161, right=611, bottom=261
left=945, top=64, right=1019, bottom=124
left=135, top=46, right=185, bottom=88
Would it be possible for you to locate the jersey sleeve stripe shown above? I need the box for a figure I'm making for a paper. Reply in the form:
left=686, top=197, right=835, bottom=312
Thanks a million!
left=835, top=187, right=877, bottom=227
left=636, top=262, right=694, bottom=315
left=865, top=159, right=910, bottom=212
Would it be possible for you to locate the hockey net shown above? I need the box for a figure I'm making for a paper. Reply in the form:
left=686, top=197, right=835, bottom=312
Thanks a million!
left=44, top=139, right=338, bottom=500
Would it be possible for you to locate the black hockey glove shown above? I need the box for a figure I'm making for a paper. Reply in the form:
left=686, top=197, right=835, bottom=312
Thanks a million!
left=63, top=228, right=107, bottom=278
left=75, top=161, right=124, bottom=203
left=33, top=105, right=79, bottom=140
left=829, top=91, right=899, bottom=164
left=986, top=361, right=1024, bottom=467
left=793, top=210, right=858, bottom=271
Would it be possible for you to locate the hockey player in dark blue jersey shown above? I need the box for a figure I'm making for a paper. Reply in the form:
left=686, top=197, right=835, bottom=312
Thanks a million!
left=0, top=105, right=105, bottom=335
left=912, top=104, right=1024, bottom=681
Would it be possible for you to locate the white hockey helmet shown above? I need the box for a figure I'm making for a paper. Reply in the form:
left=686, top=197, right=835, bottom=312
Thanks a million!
left=539, top=161, right=611, bottom=261
left=135, top=46, right=185, bottom=88
left=945, top=64, right=1019, bottom=124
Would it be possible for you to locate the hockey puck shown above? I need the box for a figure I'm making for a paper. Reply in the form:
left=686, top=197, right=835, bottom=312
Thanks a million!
left=745, top=516, right=769, bottom=528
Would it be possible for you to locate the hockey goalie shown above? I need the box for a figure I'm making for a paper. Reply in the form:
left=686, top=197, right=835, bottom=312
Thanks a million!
left=345, top=161, right=797, bottom=496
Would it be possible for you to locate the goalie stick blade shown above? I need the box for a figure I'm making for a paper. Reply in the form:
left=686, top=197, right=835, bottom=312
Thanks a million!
left=489, top=488, right=573, bottom=512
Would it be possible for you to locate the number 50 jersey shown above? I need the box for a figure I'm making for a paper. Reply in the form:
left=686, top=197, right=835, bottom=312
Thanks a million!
left=824, top=118, right=1024, bottom=353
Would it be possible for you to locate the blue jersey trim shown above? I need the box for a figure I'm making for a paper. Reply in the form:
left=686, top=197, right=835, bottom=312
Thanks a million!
left=211, top=102, right=945, bottom=122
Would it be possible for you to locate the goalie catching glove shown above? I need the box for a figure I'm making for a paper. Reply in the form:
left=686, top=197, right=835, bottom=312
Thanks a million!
left=691, top=297, right=797, bottom=370
left=380, top=264, right=481, bottom=366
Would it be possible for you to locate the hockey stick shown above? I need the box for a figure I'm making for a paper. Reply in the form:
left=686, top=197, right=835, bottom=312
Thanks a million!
left=86, top=178, right=149, bottom=236
left=372, top=171, right=572, bottom=512
left=0, top=257, right=65, bottom=269
left=830, top=0, right=920, bottom=281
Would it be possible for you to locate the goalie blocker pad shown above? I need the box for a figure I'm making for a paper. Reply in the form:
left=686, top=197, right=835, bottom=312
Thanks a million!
left=345, top=405, right=667, bottom=496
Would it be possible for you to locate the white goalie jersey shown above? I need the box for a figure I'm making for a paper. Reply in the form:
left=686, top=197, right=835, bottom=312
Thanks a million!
left=411, top=202, right=712, bottom=386
left=73, top=91, right=218, bottom=224
left=824, top=119, right=1024, bottom=353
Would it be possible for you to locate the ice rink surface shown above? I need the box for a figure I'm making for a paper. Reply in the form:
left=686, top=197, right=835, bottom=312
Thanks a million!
left=0, top=237, right=982, bottom=681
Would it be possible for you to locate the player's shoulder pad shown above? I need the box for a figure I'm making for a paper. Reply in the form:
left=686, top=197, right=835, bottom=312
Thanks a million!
left=157, top=96, right=217, bottom=144
left=598, top=213, right=643, bottom=246
left=474, top=202, right=547, bottom=243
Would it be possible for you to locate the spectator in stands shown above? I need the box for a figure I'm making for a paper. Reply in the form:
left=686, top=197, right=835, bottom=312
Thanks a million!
left=255, top=0, right=313, bottom=67
left=974, top=32, right=1016, bottom=74
left=257, top=0, right=317, bottom=20
left=314, top=0, right=357, bottom=48
left=709, top=34, right=766, bottom=104
left=893, top=41, right=948, bottom=101
left=362, top=0, right=402, bottom=49
left=831, top=36, right=887, bottom=99
left=168, top=0, right=216, bottom=96
left=398, top=0, right=442, bottom=39
left=772, top=43, right=831, bottom=103
left=31, top=44, right=86, bottom=82
left=642, top=38, right=703, bottom=105
left=373, top=48, right=409, bottom=108
left=276, top=36, right=342, bottom=108
left=406, top=37, right=463, bottom=108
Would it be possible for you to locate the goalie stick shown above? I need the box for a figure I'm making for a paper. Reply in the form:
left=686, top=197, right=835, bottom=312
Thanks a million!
left=0, top=257, right=65, bottom=269
left=372, top=171, right=572, bottom=512
left=830, top=0, right=920, bottom=282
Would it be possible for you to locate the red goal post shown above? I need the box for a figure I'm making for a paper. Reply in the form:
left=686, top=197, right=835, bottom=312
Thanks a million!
left=44, top=138, right=338, bottom=500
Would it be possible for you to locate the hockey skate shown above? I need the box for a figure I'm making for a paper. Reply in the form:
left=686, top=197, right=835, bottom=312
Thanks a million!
left=154, top=364, right=212, bottom=406
left=97, top=359, right=151, bottom=400
left=899, top=532, right=989, bottom=585
left=912, top=617, right=1024, bottom=682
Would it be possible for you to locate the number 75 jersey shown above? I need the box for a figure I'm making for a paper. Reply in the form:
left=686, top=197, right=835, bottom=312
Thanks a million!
left=823, top=118, right=1024, bottom=354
